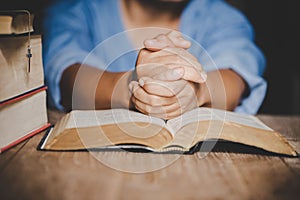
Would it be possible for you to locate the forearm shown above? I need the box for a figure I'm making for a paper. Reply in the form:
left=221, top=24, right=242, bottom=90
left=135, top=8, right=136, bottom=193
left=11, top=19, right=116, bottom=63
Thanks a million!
left=60, top=63, right=133, bottom=111
left=198, top=69, right=246, bottom=111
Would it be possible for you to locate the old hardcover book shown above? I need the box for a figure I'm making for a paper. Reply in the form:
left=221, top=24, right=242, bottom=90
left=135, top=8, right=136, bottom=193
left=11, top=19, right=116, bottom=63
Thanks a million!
left=0, top=87, right=50, bottom=153
left=39, top=108, right=297, bottom=156
left=0, top=35, right=44, bottom=102
left=0, top=13, right=34, bottom=34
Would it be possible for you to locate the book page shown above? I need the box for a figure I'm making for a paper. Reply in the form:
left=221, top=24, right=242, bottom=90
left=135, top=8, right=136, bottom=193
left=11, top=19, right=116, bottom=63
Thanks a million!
left=167, top=108, right=273, bottom=134
left=65, top=109, right=166, bottom=129
left=215, top=109, right=273, bottom=131
left=42, top=109, right=173, bottom=151
left=166, top=108, right=214, bottom=134
left=166, top=108, right=296, bottom=156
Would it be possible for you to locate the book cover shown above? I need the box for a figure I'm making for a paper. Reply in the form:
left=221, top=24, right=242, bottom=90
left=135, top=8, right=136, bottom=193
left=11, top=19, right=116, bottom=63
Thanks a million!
left=0, top=87, right=50, bottom=153
left=0, top=35, right=44, bottom=102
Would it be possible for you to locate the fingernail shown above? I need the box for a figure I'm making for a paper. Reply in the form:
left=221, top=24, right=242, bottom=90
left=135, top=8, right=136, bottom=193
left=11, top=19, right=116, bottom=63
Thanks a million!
left=173, top=68, right=184, bottom=77
left=128, top=82, right=133, bottom=91
left=178, top=37, right=191, bottom=44
left=182, top=40, right=191, bottom=46
left=139, top=78, right=145, bottom=87
left=201, top=72, right=207, bottom=82
left=145, top=39, right=157, bottom=46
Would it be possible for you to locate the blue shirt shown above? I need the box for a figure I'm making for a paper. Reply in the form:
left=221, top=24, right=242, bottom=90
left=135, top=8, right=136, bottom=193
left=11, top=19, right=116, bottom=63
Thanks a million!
left=43, top=0, right=266, bottom=114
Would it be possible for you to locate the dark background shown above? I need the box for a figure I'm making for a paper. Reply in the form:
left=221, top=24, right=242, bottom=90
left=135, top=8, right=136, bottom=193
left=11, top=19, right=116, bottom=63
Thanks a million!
left=227, top=0, right=300, bottom=115
left=2, top=0, right=299, bottom=115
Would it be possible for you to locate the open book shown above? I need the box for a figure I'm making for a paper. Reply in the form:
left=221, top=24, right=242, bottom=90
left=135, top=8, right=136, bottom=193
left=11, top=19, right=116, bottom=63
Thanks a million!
left=39, top=108, right=297, bottom=156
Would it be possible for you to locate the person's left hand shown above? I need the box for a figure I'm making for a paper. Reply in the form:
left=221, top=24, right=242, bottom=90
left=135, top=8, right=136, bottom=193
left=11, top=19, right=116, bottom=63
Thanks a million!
left=129, top=76, right=204, bottom=119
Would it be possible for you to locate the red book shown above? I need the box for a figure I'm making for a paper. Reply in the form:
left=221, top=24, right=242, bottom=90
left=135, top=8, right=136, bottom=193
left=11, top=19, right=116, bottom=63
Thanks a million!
left=0, top=86, right=50, bottom=153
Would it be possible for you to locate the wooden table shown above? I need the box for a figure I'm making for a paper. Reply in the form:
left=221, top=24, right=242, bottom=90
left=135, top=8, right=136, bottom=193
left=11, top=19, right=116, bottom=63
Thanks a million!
left=0, top=110, right=299, bottom=200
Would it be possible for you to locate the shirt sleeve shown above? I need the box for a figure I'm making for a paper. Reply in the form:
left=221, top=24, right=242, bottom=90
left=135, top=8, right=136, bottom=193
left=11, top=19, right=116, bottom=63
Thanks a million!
left=198, top=2, right=267, bottom=114
left=42, top=0, right=102, bottom=110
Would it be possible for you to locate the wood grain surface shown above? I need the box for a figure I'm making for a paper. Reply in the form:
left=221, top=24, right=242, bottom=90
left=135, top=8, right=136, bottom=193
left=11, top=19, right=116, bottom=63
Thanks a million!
left=0, top=110, right=299, bottom=200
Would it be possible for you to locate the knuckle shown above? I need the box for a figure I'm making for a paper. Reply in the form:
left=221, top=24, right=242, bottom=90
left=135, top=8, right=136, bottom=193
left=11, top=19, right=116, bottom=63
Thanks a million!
left=149, top=96, right=162, bottom=106
left=132, top=87, right=142, bottom=98
left=139, top=48, right=148, bottom=55
left=137, top=49, right=150, bottom=63
left=135, top=102, right=148, bottom=114
left=157, top=34, right=168, bottom=41
left=163, top=47, right=174, bottom=53
left=168, top=30, right=180, bottom=37
left=173, top=54, right=184, bottom=63
left=144, top=105, right=153, bottom=114
left=135, top=105, right=146, bottom=114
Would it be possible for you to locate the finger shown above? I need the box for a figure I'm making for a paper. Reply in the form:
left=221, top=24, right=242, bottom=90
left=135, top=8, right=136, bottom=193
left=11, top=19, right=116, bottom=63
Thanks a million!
left=146, top=91, right=198, bottom=120
left=163, top=47, right=197, bottom=61
left=152, top=67, right=184, bottom=81
left=136, top=48, right=152, bottom=65
left=181, top=65, right=207, bottom=83
left=138, top=47, right=207, bottom=83
left=149, top=48, right=207, bottom=83
left=144, top=34, right=174, bottom=51
left=133, top=97, right=181, bottom=116
left=162, top=49, right=206, bottom=83
left=167, top=31, right=191, bottom=49
left=166, top=30, right=182, bottom=38
left=128, top=80, right=139, bottom=93
left=148, top=47, right=197, bottom=64
left=139, top=77, right=187, bottom=97
left=147, top=54, right=191, bottom=65
left=130, top=80, right=177, bottom=106
left=149, top=63, right=206, bottom=83
left=138, top=60, right=206, bottom=83
left=144, top=107, right=183, bottom=120
left=144, top=36, right=190, bottom=51
left=142, top=46, right=194, bottom=61
left=154, top=94, right=198, bottom=120
left=144, top=31, right=191, bottom=51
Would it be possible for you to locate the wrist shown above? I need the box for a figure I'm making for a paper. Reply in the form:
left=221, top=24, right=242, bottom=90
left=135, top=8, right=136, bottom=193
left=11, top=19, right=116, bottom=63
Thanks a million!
left=196, top=82, right=211, bottom=107
left=96, top=71, right=134, bottom=109
left=131, top=68, right=138, bottom=82
left=116, top=71, right=135, bottom=109
left=128, top=70, right=136, bottom=109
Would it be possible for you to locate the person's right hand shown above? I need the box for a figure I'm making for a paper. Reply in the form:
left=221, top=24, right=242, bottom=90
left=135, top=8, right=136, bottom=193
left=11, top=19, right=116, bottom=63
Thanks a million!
left=135, top=46, right=207, bottom=84
left=143, top=30, right=191, bottom=51
left=135, top=30, right=207, bottom=83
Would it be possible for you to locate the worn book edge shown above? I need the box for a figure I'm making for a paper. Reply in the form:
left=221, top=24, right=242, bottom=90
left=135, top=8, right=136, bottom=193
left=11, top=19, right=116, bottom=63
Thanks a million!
left=0, top=12, right=34, bottom=34
left=0, top=86, right=47, bottom=106
left=38, top=119, right=298, bottom=157
left=0, top=123, right=50, bottom=154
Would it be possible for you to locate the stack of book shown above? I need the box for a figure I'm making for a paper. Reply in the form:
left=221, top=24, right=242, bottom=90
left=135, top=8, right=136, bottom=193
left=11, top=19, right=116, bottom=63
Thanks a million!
left=0, top=11, right=50, bottom=153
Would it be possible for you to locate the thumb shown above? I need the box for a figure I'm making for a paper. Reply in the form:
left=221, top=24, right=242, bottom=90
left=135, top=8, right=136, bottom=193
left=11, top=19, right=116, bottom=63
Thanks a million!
left=144, top=38, right=171, bottom=51
left=152, top=67, right=184, bottom=81
left=167, top=31, right=191, bottom=49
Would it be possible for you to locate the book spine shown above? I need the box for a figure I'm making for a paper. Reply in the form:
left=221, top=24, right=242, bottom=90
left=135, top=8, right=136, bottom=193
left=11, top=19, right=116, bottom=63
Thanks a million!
left=0, top=123, right=51, bottom=154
